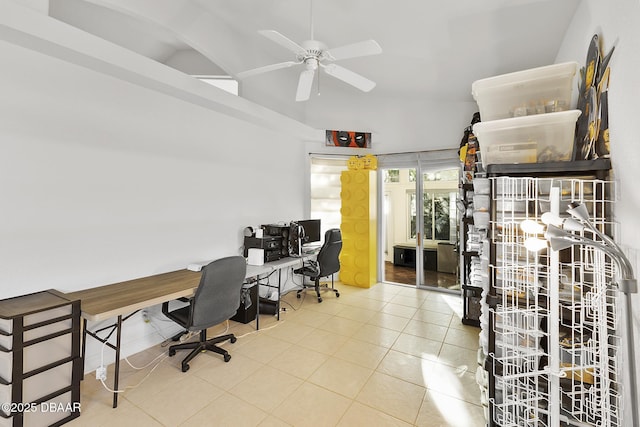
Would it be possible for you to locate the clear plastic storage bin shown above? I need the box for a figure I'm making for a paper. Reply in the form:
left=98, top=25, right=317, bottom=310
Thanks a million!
left=471, top=61, right=578, bottom=121
left=473, top=110, right=581, bottom=166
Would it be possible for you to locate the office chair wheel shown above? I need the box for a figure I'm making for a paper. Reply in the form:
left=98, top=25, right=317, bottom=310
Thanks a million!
left=181, top=363, right=190, bottom=373
left=169, top=348, right=176, bottom=357
left=296, top=293, right=301, bottom=299
left=230, top=336, right=237, bottom=344
left=224, top=354, right=231, bottom=362
left=317, top=297, right=323, bottom=303
left=336, top=292, right=340, bottom=297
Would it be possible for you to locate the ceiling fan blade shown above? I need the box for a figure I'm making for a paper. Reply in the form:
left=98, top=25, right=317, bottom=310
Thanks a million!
left=236, top=61, right=301, bottom=79
left=296, top=69, right=315, bottom=102
left=259, top=30, right=306, bottom=55
left=321, top=63, right=376, bottom=92
left=326, top=40, right=382, bottom=61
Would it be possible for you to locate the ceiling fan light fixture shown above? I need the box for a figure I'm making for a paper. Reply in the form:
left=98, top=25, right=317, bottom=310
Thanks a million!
left=304, top=57, right=318, bottom=71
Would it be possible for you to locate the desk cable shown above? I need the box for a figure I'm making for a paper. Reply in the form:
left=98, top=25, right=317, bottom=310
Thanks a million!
left=97, top=336, right=169, bottom=394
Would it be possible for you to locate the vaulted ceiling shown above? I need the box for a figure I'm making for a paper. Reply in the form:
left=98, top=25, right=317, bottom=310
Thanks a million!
left=48, top=0, right=581, bottom=123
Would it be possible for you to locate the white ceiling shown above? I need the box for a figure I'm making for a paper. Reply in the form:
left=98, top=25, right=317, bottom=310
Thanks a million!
left=48, top=0, right=581, bottom=116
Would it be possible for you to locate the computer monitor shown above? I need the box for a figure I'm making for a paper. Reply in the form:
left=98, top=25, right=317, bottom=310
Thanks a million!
left=297, top=219, right=321, bottom=245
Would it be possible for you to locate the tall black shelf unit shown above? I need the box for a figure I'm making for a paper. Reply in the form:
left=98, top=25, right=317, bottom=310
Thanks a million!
left=460, top=182, right=482, bottom=327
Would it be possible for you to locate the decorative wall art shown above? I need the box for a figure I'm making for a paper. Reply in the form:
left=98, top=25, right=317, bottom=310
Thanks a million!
left=326, top=130, right=371, bottom=148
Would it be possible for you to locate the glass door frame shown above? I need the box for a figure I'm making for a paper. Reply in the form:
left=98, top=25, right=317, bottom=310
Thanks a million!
left=378, top=164, right=428, bottom=288
left=377, top=154, right=460, bottom=293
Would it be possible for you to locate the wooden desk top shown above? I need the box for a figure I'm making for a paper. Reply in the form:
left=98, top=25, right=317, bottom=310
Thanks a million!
left=64, top=269, right=201, bottom=322
left=64, top=257, right=309, bottom=322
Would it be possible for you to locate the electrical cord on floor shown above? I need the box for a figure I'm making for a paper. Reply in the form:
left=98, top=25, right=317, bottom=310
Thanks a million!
left=97, top=333, right=169, bottom=394
left=98, top=354, right=168, bottom=394
left=233, top=319, right=284, bottom=339
left=94, top=312, right=285, bottom=394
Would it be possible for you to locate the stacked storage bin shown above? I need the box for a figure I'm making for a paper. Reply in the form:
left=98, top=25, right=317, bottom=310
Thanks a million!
left=340, top=161, right=377, bottom=288
left=471, top=62, right=580, bottom=168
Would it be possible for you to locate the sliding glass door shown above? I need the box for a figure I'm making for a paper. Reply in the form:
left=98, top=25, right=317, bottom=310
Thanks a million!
left=381, top=167, right=419, bottom=286
left=378, top=151, right=460, bottom=291
left=420, top=170, right=459, bottom=290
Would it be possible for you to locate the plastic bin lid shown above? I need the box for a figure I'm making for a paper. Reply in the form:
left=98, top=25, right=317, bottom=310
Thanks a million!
left=472, top=109, right=581, bottom=134
left=471, top=61, right=578, bottom=100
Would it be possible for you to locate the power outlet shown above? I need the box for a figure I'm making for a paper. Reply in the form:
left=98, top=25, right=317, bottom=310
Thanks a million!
left=141, top=310, right=151, bottom=323
left=96, top=366, right=107, bottom=381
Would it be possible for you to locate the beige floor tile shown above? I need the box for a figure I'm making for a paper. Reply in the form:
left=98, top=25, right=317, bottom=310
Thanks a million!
left=180, top=392, right=267, bottom=427
left=234, top=333, right=293, bottom=363
left=381, top=302, right=419, bottom=319
left=67, top=398, right=162, bottom=427
left=135, top=374, right=224, bottom=426
left=420, top=299, right=457, bottom=315
left=229, top=365, right=302, bottom=412
left=258, top=415, right=293, bottom=426
left=412, top=308, right=454, bottom=327
left=194, top=353, right=264, bottom=391
left=263, top=319, right=316, bottom=344
left=416, top=390, right=486, bottom=427
left=317, top=315, right=365, bottom=337
left=443, top=325, right=481, bottom=350
left=268, top=345, right=329, bottom=379
left=300, top=298, right=344, bottom=315
left=395, top=286, right=430, bottom=301
left=308, top=357, right=373, bottom=398
left=402, top=319, right=449, bottom=342
left=297, top=328, right=350, bottom=355
left=391, top=333, right=442, bottom=361
left=272, top=382, right=351, bottom=427
left=351, top=323, right=401, bottom=348
left=356, top=371, right=425, bottom=424
left=120, top=358, right=190, bottom=406
left=337, top=295, right=388, bottom=311
left=337, top=401, right=412, bottom=427
left=390, top=294, right=425, bottom=308
left=376, top=349, right=436, bottom=387
left=334, top=305, right=378, bottom=323
left=438, top=343, right=480, bottom=370
left=288, top=309, right=333, bottom=328
left=333, top=338, right=389, bottom=369
left=362, top=287, right=401, bottom=303
left=423, top=364, right=482, bottom=405
left=447, top=313, right=471, bottom=330
left=367, top=312, right=411, bottom=332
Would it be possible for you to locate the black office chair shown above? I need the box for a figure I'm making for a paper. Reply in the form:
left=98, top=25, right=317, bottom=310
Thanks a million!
left=294, top=228, right=342, bottom=303
left=162, top=256, right=246, bottom=372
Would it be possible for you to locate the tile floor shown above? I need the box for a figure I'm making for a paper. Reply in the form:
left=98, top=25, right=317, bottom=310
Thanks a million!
left=69, top=282, right=485, bottom=427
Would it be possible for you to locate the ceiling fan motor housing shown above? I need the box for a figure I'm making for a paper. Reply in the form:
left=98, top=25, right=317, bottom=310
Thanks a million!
left=298, top=40, right=328, bottom=63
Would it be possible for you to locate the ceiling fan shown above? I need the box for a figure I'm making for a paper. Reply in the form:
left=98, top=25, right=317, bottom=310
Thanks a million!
left=236, top=0, right=382, bottom=102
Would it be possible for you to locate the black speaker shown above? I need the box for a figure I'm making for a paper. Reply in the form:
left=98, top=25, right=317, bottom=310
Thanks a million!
left=259, top=298, right=278, bottom=315
left=231, top=285, right=258, bottom=324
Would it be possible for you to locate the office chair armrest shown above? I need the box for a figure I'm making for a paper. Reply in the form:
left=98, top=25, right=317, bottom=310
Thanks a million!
left=162, top=297, right=193, bottom=318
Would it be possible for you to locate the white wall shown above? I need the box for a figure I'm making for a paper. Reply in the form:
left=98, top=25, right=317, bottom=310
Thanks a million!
left=0, top=5, right=311, bottom=372
left=555, top=0, right=640, bottom=423
left=302, top=92, right=478, bottom=155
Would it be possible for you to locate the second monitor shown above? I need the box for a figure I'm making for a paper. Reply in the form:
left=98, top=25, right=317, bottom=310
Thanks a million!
left=289, top=219, right=321, bottom=257
left=297, top=219, right=321, bottom=245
